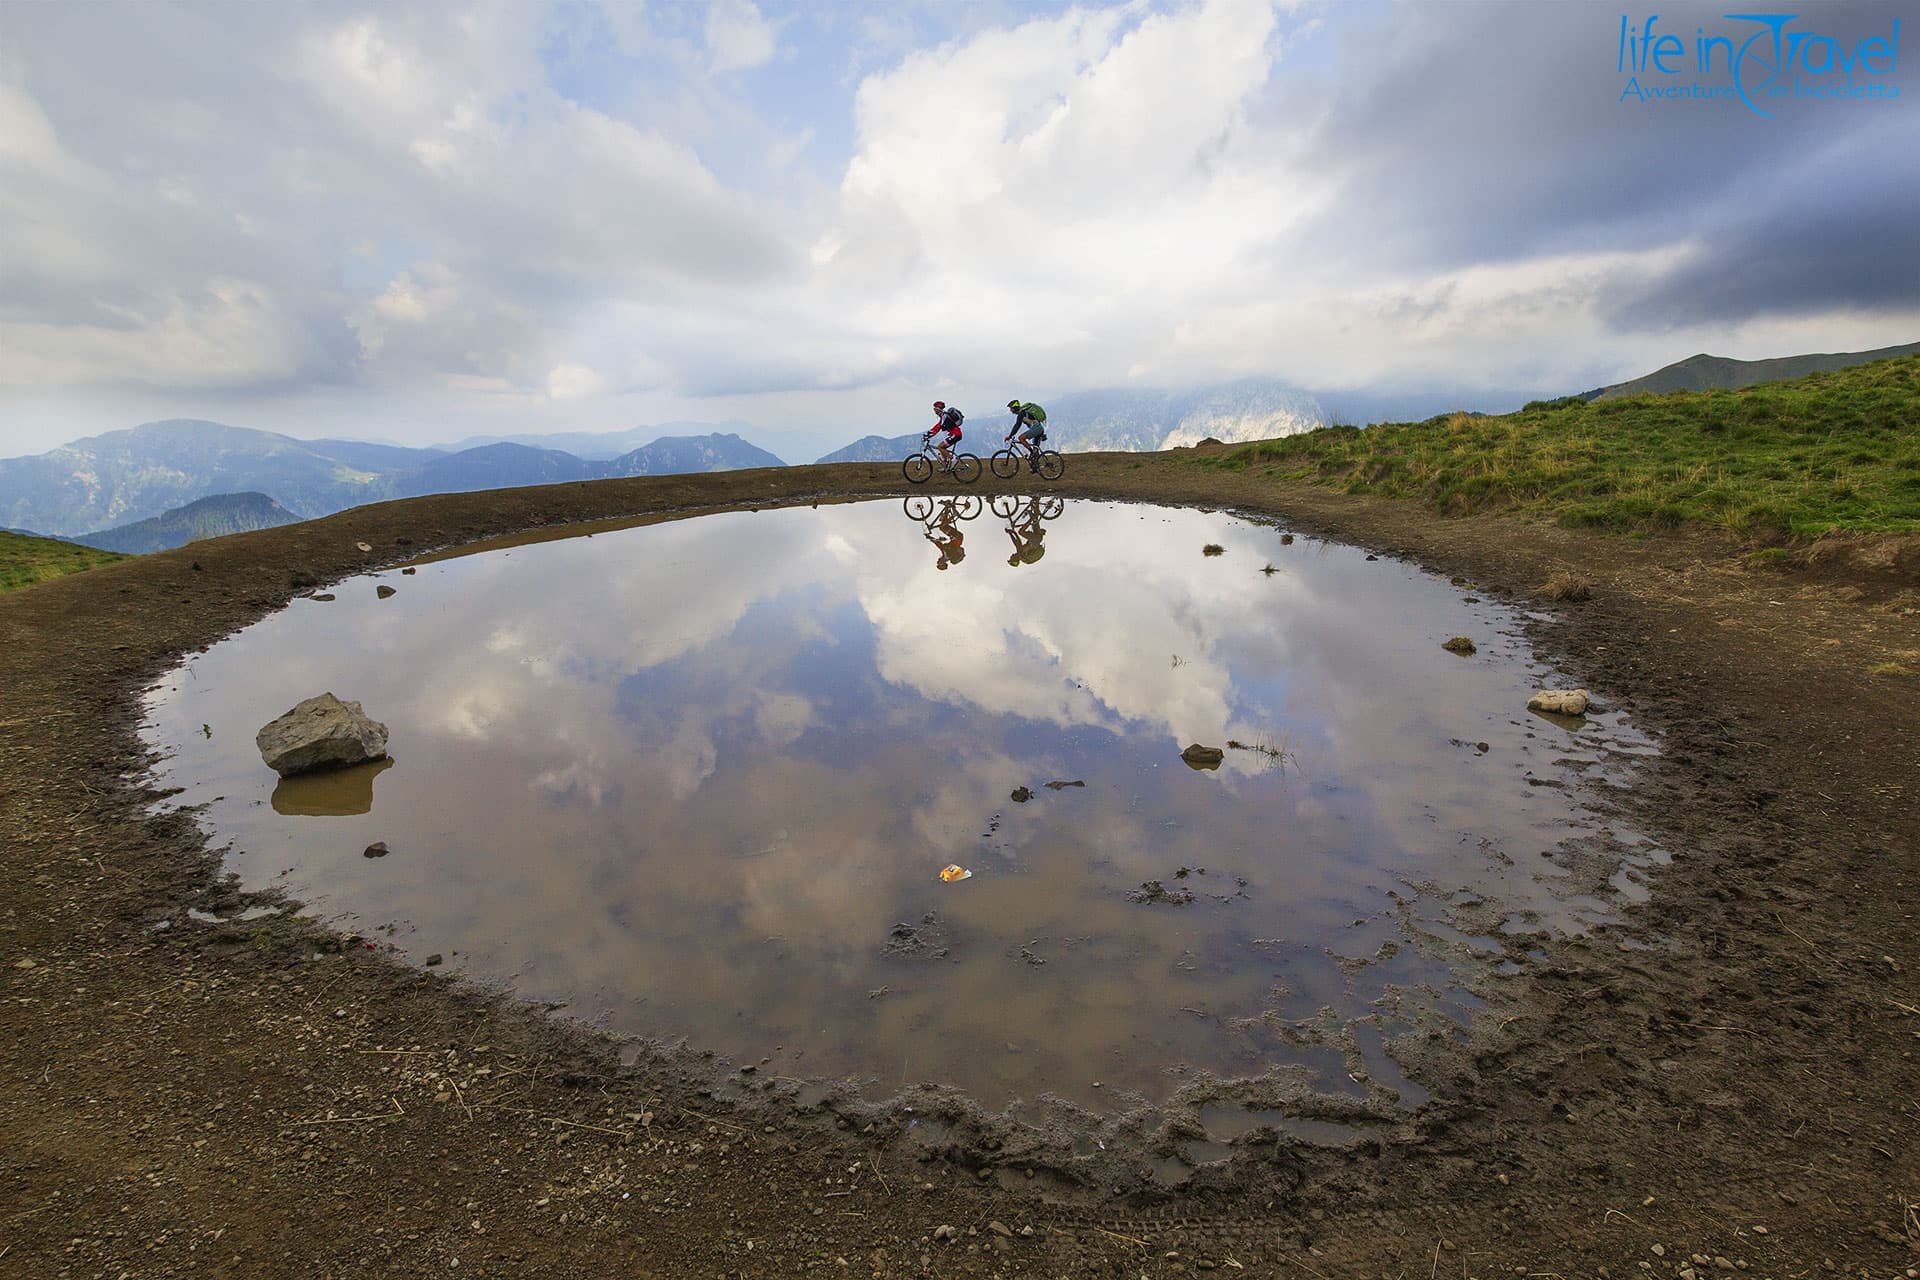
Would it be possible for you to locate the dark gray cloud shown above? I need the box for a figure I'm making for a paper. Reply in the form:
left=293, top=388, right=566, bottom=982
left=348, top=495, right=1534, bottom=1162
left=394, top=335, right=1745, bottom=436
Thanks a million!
left=1269, top=0, right=1918, bottom=322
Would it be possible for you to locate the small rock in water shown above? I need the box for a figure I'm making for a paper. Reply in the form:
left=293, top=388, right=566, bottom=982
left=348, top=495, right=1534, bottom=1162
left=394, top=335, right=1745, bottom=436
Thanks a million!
left=424, top=953, right=443, bottom=966
left=1442, top=636, right=1477, bottom=655
left=376, top=584, right=396, bottom=599
left=1010, top=786, right=1032, bottom=803
left=363, top=842, right=389, bottom=859
left=1527, top=689, right=1591, bottom=716
left=1181, top=744, right=1225, bottom=768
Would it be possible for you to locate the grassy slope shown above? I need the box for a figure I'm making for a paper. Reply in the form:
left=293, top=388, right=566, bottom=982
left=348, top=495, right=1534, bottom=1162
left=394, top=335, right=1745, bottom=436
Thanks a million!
left=0, top=530, right=129, bottom=592
left=1208, top=354, right=1920, bottom=541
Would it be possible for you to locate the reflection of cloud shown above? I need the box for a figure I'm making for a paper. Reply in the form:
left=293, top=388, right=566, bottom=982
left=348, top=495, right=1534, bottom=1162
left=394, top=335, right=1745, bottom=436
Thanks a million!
left=856, top=507, right=1307, bottom=771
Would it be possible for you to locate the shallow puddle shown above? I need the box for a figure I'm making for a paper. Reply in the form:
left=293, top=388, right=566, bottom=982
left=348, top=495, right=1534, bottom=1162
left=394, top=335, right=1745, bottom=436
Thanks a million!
left=143, top=499, right=1656, bottom=1116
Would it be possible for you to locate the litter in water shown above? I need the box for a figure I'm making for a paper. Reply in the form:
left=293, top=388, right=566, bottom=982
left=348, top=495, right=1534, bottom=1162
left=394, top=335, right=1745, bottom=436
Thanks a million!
left=939, top=864, right=972, bottom=883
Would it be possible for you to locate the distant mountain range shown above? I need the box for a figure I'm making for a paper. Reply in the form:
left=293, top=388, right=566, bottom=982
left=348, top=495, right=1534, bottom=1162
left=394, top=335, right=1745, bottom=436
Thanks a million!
left=433, top=421, right=760, bottom=461
left=73, top=492, right=302, bottom=554
left=0, top=421, right=787, bottom=538
left=1586, top=341, right=1920, bottom=400
left=812, top=379, right=1325, bottom=463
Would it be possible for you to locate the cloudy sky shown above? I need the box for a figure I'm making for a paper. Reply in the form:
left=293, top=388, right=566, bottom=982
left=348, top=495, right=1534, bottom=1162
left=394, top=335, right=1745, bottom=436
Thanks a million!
left=2, top=0, right=1915, bottom=458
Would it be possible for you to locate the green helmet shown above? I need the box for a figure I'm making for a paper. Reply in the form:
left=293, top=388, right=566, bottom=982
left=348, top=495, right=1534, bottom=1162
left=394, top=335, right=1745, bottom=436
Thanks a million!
left=1007, top=400, right=1022, bottom=410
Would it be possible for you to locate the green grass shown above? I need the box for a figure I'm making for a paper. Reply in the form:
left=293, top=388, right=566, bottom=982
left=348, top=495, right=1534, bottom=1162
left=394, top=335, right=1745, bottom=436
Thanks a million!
left=1206, top=355, right=1920, bottom=541
left=0, top=530, right=129, bottom=592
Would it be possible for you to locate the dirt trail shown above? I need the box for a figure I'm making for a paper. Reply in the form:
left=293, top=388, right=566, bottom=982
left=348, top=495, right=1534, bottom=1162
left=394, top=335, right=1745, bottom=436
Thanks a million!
left=2, top=454, right=1917, bottom=1277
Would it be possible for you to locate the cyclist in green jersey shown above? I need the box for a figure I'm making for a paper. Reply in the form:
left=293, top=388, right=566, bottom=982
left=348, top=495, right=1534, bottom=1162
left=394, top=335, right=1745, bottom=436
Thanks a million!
left=1005, top=400, right=1048, bottom=472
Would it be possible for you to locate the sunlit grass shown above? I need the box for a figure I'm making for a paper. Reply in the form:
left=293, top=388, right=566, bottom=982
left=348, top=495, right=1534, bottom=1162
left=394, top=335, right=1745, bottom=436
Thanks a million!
left=0, top=530, right=128, bottom=592
left=1206, top=355, right=1920, bottom=541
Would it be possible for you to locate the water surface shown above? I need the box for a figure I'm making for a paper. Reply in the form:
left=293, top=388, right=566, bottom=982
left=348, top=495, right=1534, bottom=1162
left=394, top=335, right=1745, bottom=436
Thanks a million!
left=144, top=499, right=1656, bottom=1112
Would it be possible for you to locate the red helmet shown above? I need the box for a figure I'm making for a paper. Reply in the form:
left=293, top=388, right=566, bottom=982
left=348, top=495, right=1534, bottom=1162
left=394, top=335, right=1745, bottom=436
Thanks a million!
left=933, top=400, right=946, bottom=410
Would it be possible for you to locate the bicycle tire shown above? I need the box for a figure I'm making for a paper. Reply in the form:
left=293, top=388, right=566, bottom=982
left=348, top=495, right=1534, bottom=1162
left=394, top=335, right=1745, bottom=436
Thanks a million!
left=1037, top=496, right=1065, bottom=521
left=952, top=453, right=982, bottom=484
left=1037, top=451, right=1065, bottom=481
left=903, top=494, right=933, bottom=521
left=951, top=494, right=984, bottom=521
left=989, top=449, right=1020, bottom=479
left=990, top=494, right=1020, bottom=519
left=903, top=454, right=933, bottom=484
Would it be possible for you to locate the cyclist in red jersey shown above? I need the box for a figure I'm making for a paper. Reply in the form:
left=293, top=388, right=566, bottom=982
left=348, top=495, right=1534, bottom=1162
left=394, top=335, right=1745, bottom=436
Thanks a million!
left=927, top=400, right=964, bottom=470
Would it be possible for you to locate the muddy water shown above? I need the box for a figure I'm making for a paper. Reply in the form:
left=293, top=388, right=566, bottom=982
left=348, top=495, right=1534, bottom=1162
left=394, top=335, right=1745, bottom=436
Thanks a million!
left=143, top=499, right=1657, bottom=1115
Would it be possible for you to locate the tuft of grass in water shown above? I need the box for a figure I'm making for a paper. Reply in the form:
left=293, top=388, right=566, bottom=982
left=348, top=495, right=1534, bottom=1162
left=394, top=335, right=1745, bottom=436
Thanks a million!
left=0, top=530, right=128, bottom=593
left=1202, top=543, right=1225, bottom=556
left=1226, top=733, right=1298, bottom=774
left=1542, top=571, right=1593, bottom=602
left=1868, top=662, right=1912, bottom=678
left=1197, top=355, right=1920, bottom=543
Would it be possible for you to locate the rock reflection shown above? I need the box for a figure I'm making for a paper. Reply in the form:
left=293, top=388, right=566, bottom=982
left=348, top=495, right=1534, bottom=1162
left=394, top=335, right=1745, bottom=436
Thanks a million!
left=142, top=500, right=1657, bottom=1114
left=270, top=757, right=393, bottom=816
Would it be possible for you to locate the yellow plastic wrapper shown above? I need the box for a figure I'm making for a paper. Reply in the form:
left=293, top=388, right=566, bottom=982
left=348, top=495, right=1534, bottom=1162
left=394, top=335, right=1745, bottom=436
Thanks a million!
left=938, top=864, right=972, bottom=883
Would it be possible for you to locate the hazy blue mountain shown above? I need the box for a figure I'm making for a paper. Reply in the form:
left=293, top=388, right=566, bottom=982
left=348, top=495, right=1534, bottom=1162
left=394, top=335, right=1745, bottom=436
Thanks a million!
left=306, top=438, right=449, bottom=470
left=390, top=443, right=593, bottom=497
left=1, top=421, right=802, bottom=535
left=437, top=421, right=762, bottom=461
left=814, top=433, right=925, bottom=464
left=0, top=419, right=436, bottom=536
left=596, top=433, right=785, bottom=476
left=74, top=492, right=302, bottom=554
left=1587, top=341, right=1920, bottom=400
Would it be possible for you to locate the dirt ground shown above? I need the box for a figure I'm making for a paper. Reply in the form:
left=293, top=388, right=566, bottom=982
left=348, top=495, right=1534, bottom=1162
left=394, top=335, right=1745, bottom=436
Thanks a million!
left=3, top=452, right=1917, bottom=1279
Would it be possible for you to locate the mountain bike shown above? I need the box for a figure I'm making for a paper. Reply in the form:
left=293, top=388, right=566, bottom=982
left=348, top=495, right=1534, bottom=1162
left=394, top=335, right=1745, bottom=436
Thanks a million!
left=989, top=436, right=1065, bottom=481
left=903, top=433, right=981, bottom=485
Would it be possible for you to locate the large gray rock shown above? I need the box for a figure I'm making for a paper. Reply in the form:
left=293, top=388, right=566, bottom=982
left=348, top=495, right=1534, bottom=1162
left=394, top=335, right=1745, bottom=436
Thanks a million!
left=256, top=694, right=390, bottom=777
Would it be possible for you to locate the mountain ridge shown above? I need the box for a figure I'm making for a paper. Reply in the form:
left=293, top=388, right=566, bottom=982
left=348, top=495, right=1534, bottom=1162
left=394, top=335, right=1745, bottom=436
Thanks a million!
left=75, top=491, right=303, bottom=554
left=1587, top=341, right=1920, bottom=400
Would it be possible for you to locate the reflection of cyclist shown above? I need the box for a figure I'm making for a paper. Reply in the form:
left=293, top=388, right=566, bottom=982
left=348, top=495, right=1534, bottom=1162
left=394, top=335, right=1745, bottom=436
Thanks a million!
left=927, top=401, right=964, bottom=470
left=927, top=504, right=966, bottom=570
left=1006, top=400, right=1047, bottom=471
left=1005, top=502, right=1046, bottom=567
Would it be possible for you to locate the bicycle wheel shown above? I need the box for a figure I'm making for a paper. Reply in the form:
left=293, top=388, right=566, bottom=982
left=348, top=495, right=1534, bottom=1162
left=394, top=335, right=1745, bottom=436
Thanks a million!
left=952, top=453, right=982, bottom=484
left=989, top=449, right=1020, bottom=479
left=951, top=494, right=984, bottom=521
left=1037, top=496, right=1065, bottom=521
left=903, top=454, right=933, bottom=484
left=1036, top=450, right=1065, bottom=481
left=903, top=494, right=933, bottom=521
left=990, top=494, right=1020, bottom=520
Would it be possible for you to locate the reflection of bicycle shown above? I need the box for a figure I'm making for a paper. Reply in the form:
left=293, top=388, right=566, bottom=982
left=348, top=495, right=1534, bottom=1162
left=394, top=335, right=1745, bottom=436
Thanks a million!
left=905, top=493, right=983, bottom=523
left=904, top=432, right=981, bottom=485
left=909, top=495, right=978, bottom=570
left=999, top=496, right=1052, bottom=567
left=989, top=436, right=1065, bottom=481
left=989, top=494, right=1063, bottom=521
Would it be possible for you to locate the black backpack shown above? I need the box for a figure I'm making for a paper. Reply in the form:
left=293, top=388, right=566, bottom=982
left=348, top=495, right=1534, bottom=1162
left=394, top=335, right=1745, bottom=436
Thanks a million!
left=942, top=406, right=964, bottom=430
